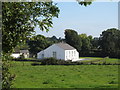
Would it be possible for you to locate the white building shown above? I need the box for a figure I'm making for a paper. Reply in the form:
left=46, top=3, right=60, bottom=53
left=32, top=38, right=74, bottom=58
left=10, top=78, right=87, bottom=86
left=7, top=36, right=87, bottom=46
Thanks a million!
left=20, top=50, right=29, bottom=58
left=11, top=52, right=20, bottom=58
left=37, top=43, right=79, bottom=61
left=11, top=49, right=29, bottom=58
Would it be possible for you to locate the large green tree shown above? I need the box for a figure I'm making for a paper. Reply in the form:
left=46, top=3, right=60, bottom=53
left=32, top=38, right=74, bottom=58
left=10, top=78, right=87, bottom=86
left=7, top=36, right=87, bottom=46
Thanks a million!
left=91, top=37, right=99, bottom=50
left=2, top=2, right=59, bottom=89
left=27, top=35, right=52, bottom=57
left=2, top=2, right=59, bottom=54
left=64, top=29, right=82, bottom=52
left=79, top=34, right=92, bottom=54
left=47, top=35, right=59, bottom=43
left=99, top=28, right=120, bottom=58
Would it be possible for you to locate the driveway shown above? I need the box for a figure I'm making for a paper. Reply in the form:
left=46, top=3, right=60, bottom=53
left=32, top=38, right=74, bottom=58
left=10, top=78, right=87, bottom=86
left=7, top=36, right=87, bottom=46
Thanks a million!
left=72, top=58, right=92, bottom=62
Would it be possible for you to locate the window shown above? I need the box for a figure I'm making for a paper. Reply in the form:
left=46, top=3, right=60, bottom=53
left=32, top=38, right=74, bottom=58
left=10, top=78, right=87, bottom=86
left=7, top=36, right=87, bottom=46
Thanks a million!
left=72, top=51, right=73, bottom=56
left=69, top=51, right=70, bottom=57
left=42, top=54, right=44, bottom=58
left=74, top=51, right=76, bottom=56
left=53, top=52, right=57, bottom=58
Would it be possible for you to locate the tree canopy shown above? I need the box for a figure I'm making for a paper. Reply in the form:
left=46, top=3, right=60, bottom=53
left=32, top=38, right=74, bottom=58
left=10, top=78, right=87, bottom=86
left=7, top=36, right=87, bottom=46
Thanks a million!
left=2, top=2, right=59, bottom=88
left=2, top=2, right=59, bottom=54
left=79, top=34, right=92, bottom=52
left=99, top=28, right=120, bottom=58
left=27, top=35, right=52, bottom=57
left=64, top=29, right=82, bottom=52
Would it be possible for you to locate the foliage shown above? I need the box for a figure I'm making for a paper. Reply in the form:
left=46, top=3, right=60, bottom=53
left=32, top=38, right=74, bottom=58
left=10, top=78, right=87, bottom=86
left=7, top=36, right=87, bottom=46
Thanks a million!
left=77, top=0, right=93, bottom=6
left=99, top=28, right=120, bottom=58
left=47, top=36, right=59, bottom=43
left=40, top=57, right=82, bottom=65
left=79, top=34, right=92, bottom=54
left=2, top=2, right=59, bottom=54
left=16, top=42, right=29, bottom=50
left=2, top=54, right=15, bottom=89
left=65, top=29, right=82, bottom=52
left=64, top=28, right=120, bottom=58
left=27, top=35, right=53, bottom=57
left=2, top=2, right=59, bottom=89
left=91, top=37, right=100, bottom=49
left=26, top=28, right=120, bottom=58
left=10, top=61, right=118, bottom=88
left=41, top=57, right=68, bottom=65
left=13, top=57, right=120, bottom=65
left=27, top=35, right=65, bottom=57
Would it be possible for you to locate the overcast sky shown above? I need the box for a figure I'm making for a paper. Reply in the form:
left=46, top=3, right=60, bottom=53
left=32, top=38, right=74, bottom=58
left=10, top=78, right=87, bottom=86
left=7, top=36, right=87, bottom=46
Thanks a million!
left=35, top=2, right=118, bottom=38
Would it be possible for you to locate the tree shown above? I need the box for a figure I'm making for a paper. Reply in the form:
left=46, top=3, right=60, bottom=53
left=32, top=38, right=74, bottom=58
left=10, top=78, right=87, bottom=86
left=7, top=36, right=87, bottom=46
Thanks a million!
left=64, top=29, right=82, bottom=52
left=2, top=2, right=59, bottom=89
left=47, top=36, right=59, bottom=43
left=99, top=28, right=120, bottom=58
left=27, top=35, right=52, bottom=57
left=79, top=34, right=92, bottom=55
left=91, top=37, right=100, bottom=50
left=2, top=2, right=59, bottom=54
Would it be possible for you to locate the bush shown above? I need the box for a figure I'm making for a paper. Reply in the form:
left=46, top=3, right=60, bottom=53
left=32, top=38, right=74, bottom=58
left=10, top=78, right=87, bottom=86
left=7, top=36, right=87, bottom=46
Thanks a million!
left=31, top=62, right=41, bottom=66
left=41, top=57, right=58, bottom=65
left=40, top=57, right=86, bottom=65
left=40, top=57, right=82, bottom=65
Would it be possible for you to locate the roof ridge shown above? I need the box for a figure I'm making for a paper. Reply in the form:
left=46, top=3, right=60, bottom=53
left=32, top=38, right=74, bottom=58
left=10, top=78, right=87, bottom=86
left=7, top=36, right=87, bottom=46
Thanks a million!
left=55, top=43, right=75, bottom=50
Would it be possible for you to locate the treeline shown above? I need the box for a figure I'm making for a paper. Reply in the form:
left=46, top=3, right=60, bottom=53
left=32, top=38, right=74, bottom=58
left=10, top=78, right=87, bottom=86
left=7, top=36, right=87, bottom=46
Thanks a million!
left=19, top=35, right=65, bottom=57
left=65, top=28, right=120, bottom=58
left=19, top=28, right=120, bottom=58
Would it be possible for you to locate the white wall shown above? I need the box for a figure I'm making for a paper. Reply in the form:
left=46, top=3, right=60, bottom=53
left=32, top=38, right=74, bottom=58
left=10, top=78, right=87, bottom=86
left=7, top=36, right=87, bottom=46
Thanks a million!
left=37, top=44, right=65, bottom=60
left=37, top=50, right=44, bottom=59
left=65, top=49, right=79, bottom=61
left=11, top=53, right=29, bottom=58
left=37, top=44, right=79, bottom=61
left=24, top=53, right=29, bottom=58
left=11, top=53, right=20, bottom=58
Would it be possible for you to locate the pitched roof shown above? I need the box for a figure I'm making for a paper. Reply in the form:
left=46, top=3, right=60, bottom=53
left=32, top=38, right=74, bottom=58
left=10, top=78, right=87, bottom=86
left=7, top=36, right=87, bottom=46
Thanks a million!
left=20, top=50, right=29, bottom=53
left=56, top=43, right=75, bottom=50
left=13, top=48, right=20, bottom=53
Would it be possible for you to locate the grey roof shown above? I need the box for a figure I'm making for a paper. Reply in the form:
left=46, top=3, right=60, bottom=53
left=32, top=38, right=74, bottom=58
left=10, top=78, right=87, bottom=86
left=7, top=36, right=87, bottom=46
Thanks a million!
left=13, top=48, right=20, bottom=53
left=20, top=50, right=29, bottom=53
left=56, top=43, right=75, bottom=50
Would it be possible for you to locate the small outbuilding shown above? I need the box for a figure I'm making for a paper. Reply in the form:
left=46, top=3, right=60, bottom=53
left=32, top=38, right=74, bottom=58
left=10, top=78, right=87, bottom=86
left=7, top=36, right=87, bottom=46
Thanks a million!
left=37, top=43, right=79, bottom=61
left=11, top=49, right=29, bottom=58
left=20, top=49, right=29, bottom=58
left=11, top=49, right=21, bottom=58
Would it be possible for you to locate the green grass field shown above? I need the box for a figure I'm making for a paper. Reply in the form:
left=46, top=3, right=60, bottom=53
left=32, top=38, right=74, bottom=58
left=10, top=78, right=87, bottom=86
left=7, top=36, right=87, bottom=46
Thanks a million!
left=10, top=58, right=119, bottom=88
left=80, top=57, right=119, bottom=64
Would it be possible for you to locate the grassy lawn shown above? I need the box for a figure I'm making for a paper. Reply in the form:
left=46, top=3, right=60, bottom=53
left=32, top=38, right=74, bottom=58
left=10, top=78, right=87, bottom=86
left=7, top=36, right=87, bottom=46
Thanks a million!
left=10, top=59, right=118, bottom=88
left=80, top=57, right=120, bottom=64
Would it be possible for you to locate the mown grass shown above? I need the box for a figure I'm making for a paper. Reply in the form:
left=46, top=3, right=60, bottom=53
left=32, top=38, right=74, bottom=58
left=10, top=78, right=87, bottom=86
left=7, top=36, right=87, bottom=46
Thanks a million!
left=10, top=59, right=118, bottom=88
left=80, top=57, right=120, bottom=64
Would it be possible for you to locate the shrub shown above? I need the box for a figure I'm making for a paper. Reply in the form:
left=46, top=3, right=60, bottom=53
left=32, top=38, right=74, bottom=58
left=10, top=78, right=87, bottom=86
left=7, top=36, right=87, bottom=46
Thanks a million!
left=41, top=57, right=58, bottom=65
left=31, top=62, right=41, bottom=66
left=40, top=57, right=77, bottom=65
